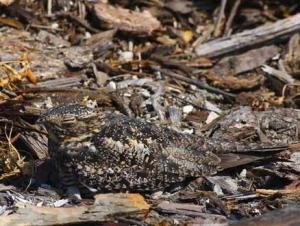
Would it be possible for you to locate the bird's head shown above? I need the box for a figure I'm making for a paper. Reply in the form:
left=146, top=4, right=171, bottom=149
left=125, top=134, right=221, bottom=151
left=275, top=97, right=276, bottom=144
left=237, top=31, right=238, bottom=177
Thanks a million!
left=37, top=104, right=98, bottom=141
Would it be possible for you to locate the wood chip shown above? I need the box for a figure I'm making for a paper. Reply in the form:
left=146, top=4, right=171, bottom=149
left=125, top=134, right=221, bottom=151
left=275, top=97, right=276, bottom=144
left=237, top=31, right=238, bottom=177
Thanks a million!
left=94, top=2, right=161, bottom=35
left=213, top=46, right=279, bottom=75
left=0, top=193, right=150, bottom=225
left=230, top=205, right=300, bottom=226
left=204, top=72, right=264, bottom=91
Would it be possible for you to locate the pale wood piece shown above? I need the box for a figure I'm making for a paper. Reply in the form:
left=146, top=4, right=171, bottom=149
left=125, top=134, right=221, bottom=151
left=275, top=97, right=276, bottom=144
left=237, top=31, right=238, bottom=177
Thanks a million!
left=0, top=193, right=150, bottom=226
left=195, top=13, right=300, bottom=58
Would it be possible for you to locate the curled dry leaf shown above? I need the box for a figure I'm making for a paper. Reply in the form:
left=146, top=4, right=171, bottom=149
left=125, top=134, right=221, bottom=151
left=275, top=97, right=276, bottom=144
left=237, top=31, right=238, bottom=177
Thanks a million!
left=94, top=2, right=161, bottom=35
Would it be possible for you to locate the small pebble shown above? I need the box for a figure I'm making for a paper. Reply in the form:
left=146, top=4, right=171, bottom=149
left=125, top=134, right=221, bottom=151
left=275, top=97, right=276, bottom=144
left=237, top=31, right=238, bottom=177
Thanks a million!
left=123, top=92, right=131, bottom=97
left=240, top=169, right=247, bottom=178
left=141, top=89, right=151, bottom=98
left=183, top=105, right=194, bottom=114
left=213, top=184, right=224, bottom=196
left=128, top=41, right=134, bottom=52
left=84, top=32, right=91, bottom=39
left=205, top=101, right=222, bottom=113
left=118, top=51, right=133, bottom=61
left=53, top=199, right=69, bottom=208
left=151, top=191, right=163, bottom=200
left=107, top=81, right=116, bottom=90
left=45, top=97, right=54, bottom=109
left=183, top=128, right=194, bottom=134
left=190, top=84, right=197, bottom=90
left=173, top=219, right=180, bottom=225
left=206, top=112, right=219, bottom=124
left=36, top=201, right=44, bottom=207
left=51, top=23, right=59, bottom=29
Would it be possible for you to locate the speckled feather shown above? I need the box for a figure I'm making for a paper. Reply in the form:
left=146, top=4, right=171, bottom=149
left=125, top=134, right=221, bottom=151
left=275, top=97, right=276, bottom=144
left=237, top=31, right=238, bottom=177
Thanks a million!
left=38, top=105, right=222, bottom=192
left=39, top=104, right=289, bottom=193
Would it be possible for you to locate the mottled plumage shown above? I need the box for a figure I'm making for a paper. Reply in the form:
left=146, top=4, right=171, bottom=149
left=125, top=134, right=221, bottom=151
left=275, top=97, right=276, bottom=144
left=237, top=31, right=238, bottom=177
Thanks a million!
left=38, top=104, right=289, bottom=194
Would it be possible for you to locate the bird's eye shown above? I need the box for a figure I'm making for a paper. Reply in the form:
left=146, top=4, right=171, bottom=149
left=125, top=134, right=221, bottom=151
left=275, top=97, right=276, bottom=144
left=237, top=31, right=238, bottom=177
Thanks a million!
left=62, top=115, right=76, bottom=124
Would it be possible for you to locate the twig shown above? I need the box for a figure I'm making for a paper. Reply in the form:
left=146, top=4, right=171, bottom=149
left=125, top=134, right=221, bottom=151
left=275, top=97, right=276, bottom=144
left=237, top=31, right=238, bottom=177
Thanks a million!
left=261, top=65, right=295, bottom=84
left=224, top=0, right=242, bottom=36
left=0, top=87, right=17, bottom=97
left=256, top=188, right=300, bottom=196
left=47, top=0, right=52, bottom=16
left=169, top=93, right=221, bottom=114
left=214, top=0, right=227, bottom=37
left=64, top=13, right=99, bottom=33
left=150, top=82, right=166, bottom=121
left=51, top=12, right=100, bottom=33
left=29, top=24, right=63, bottom=31
left=152, top=66, right=236, bottom=101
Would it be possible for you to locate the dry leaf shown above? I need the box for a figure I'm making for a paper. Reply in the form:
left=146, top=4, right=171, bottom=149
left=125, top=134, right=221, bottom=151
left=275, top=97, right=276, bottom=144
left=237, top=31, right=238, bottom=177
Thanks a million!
left=22, top=68, right=38, bottom=84
left=94, top=2, right=161, bottom=35
left=180, top=30, right=193, bottom=43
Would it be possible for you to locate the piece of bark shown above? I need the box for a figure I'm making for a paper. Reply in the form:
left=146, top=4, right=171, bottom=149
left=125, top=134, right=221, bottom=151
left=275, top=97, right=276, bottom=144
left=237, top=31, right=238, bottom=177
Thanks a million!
left=156, top=201, right=228, bottom=225
left=18, top=126, right=48, bottom=159
left=27, top=76, right=82, bottom=89
left=206, top=176, right=239, bottom=195
left=262, top=65, right=295, bottom=84
left=213, top=46, right=279, bottom=75
left=204, top=72, right=264, bottom=91
left=22, top=88, right=114, bottom=108
left=94, top=2, right=161, bottom=35
left=63, top=46, right=95, bottom=70
left=0, top=193, right=150, bottom=225
left=283, top=34, right=300, bottom=77
left=230, top=205, right=300, bottom=226
left=157, top=201, right=209, bottom=218
left=256, top=188, right=300, bottom=196
left=36, top=30, right=70, bottom=48
left=195, top=13, right=300, bottom=57
left=206, top=106, right=300, bottom=144
left=214, top=0, right=227, bottom=37
left=85, top=29, right=116, bottom=47
left=164, top=0, right=193, bottom=14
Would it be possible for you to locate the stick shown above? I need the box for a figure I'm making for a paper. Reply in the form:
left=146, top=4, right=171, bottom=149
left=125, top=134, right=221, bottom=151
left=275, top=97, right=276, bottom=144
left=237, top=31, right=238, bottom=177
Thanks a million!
left=195, top=13, right=300, bottom=57
left=152, top=66, right=236, bottom=100
left=214, top=0, right=227, bottom=37
left=262, top=65, right=295, bottom=84
left=224, top=0, right=242, bottom=36
left=47, top=0, right=52, bottom=16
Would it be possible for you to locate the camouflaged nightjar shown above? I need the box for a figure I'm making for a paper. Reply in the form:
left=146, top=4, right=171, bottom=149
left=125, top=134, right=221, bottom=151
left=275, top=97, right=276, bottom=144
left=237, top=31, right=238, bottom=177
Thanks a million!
left=38, top=104, right=221, bottom=193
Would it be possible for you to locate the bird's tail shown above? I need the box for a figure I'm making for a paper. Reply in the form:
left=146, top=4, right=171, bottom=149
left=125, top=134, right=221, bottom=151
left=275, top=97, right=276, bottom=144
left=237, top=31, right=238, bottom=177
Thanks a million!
left=216, top=142, right=299, bottom=170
